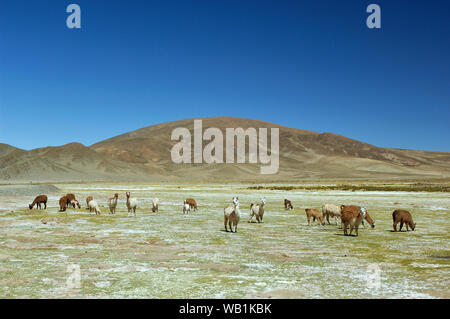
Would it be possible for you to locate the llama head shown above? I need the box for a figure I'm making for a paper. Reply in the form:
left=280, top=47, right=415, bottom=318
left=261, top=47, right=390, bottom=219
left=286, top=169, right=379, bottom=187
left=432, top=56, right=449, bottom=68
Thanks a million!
left=29, top=204, right=33, bottom=209
left=232, top=196, right=239, bottom=207
left=126, top=192, right=130, bottom=198
left=114, top=193, right=119, bottom=198
left=261, top=198, right=266, bottom=205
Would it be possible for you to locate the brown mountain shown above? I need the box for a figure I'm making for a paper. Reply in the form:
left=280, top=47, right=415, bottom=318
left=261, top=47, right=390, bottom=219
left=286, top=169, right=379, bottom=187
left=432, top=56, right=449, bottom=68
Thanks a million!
left=0, top=142, right=163, bottom=182
left=91, top=117, right=450, bottom=181
left=1, top=117, right=449, bottom=182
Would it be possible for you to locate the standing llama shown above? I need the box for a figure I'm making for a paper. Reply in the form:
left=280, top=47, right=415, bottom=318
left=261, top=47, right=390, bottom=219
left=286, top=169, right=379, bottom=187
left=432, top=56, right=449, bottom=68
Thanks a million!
left=224, top=196, right=240, bottom=233
left=125, top=192, right=138, bottom=216
left=249, top=198, right=266, bottom=223
left=108, top=193, right=119, bottom=214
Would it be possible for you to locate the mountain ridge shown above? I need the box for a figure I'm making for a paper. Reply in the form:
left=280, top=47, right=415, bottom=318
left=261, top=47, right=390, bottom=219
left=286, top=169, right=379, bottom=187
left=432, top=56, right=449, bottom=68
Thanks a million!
left=1, top=117, right=449, bottom=181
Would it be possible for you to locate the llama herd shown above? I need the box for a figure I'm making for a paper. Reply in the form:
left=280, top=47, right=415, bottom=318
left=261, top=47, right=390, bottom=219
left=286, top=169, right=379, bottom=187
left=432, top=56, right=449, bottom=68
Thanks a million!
left=27, top=193, right=416, bottom=236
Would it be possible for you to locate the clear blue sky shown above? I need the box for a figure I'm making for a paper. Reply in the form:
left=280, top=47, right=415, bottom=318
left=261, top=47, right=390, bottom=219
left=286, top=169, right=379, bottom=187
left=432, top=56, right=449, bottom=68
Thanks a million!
left=0, top=0, right=449, bottom=151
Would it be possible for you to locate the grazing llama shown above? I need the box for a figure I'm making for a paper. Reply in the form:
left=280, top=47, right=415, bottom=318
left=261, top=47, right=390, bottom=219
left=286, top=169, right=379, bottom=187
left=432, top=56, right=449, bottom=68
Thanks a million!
left=86, top=196, right=93, bottom=209
left=71, top=199, right=81, bottom=209
left=29, top=195, right=48, bottom=210
left=66, top=194, right=76, bottom=207
left=341, top=206, right=374, bottom=236
left=152, top=198, right=160, bottom=212
left=126, top=192, right=138, bottom=216
left=322, top=204, right=343, bottom=226
left=249, top=198, right=266, bottom=223
left=392, top=209, right=416, bottom=231
left=59, top=196, right=68, bottom=212
left=183, top=200, right=190, bottom=214
left=284, top=199, right=293, bottom=210
left=185, top=198, right=198, bottom=211
left=108, top=193, right=119, bottom=214
left=88, top=200, right=101, bottom=215
left=224, top=196, right=240, bottom=233
left=305, top=208, right=325, bottom=226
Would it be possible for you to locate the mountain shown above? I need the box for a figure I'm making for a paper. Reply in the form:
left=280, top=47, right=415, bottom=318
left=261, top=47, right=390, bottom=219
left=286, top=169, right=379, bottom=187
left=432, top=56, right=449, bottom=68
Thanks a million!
left=1, top=117, right=450, bottom=182
left=0, top=142, right=163, bottom=182
left=90, top=117, right=450, bottom=180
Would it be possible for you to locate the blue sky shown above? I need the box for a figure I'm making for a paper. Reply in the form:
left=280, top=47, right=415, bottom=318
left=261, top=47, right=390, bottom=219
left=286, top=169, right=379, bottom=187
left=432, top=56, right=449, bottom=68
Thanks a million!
left=0, top=0, right=449, bottom=151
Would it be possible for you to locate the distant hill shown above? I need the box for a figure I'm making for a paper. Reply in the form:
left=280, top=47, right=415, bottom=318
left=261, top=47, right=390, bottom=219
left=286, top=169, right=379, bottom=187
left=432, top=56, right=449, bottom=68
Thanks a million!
left=1, top=117, right=450, bottom=182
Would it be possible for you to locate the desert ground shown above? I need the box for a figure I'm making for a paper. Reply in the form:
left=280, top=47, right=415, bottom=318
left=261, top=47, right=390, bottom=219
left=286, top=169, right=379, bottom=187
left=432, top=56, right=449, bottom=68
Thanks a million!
left=0, top=182, right=449, bottom=298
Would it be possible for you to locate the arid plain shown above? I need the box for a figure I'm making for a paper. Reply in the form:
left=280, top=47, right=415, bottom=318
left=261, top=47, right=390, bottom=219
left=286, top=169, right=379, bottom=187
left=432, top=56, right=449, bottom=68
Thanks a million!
left=0, top=181, right=449, bottom=298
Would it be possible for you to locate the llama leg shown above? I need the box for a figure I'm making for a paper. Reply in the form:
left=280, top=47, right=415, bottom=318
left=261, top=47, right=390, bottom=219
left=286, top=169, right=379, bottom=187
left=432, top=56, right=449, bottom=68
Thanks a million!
left=224, top=219, right=228, bottom=232
left=326, top=214, right=330, bottom=225
left=355, top=226, right=359, bottom=236
left=405, top=224, right=409, bottom=231
left=400, top=222, right=404, bottom=231
left=393, top=221, right=397, bottom=232
left=44, top=201, right=47, bottom=209
left=307, top=215, right=311, bottom=226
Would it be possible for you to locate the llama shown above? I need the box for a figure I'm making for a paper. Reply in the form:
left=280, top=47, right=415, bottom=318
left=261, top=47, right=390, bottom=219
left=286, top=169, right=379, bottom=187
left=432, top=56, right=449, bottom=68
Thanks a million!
left=29, top=195, right=48, bottom=210
left=249, top=198, right=266, bottom=223
left=305, top=208, right=325, bottom=226
left=70, top=199, right=81, bottom=209
left=108, top=193, right=119, bottom=214
left=66, top=194, right=76, bottom=207
left=86, top=196, right=93, bottom=209
left=224, top=196, right=240, bottom=232
left=341, top=206, right=374, bottom=236
left=126, top=192, right=138, bottom=216
left=392, top=209, right=416, bottom=231
left=183, top=200, right=190, bottom=214
left=152, top=198, right=160, bottom=212
left=284, top=199, right=293, bottom=210
left=88, top=200, right=101, bottom=215
left=185, top=198, right=198, bottom=211
left=322, top=204, right=343, bottom=226
left=59, top=196, right=68, bottom=212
